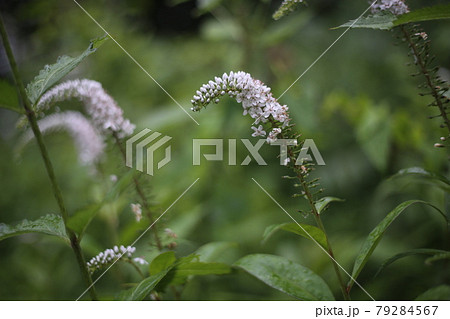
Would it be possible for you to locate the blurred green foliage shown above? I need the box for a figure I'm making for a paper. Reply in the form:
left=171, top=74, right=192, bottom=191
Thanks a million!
left=0, top=0, right=449, bottom=300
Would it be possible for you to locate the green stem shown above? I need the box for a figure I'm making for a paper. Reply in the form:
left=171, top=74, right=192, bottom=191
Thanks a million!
left=0, top=14, right=98, bottom=300
left=400, top=26, right=450, bottom=137
left=296, top=171, right=350, bottom=301
left=113, top=133, right=163, bottom=251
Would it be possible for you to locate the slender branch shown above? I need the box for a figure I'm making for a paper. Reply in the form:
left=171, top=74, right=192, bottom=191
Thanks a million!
left=276, top=123, right=350, bottom=300
left=296, top=170, right=350, bottom=301
left=0, top=14, right=98, bottom=300
left=401, top=26, right=450, bottom=136
left=112, top=133, right=163, bottom=251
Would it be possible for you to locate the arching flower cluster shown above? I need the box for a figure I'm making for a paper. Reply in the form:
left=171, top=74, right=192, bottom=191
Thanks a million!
left=37, top=79, right=135, bottom=138
left=191, top=71, right=290, bottom=142
left=370, top=0, right=409, bottom=15
left=87, top=245, right=148, bottom=274
left=21, top=111, right=105, bottom=166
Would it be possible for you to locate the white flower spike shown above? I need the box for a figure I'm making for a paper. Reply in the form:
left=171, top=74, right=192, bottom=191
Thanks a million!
left=369, top=0, right=409, bottom=15
left=191, top=71, right=291, bottom=141
left=20, top=111, right=104, bottom=166
left=37, top=79, right=135, bottom=138
left=87, top=245, right=148, bottom=274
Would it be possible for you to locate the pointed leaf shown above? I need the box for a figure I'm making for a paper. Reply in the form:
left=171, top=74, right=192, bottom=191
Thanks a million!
left=195, top=241, right=239, bottom=263
left=315, top=197, right=344, bottom=214
left=117, top=269, right=172, bottom=300
left=166, top=262, right=231, bottom=286
left=348, top=200, right=447, bottom=290
left=425, top=252, right=450, bottom=265
left=390, top=167, right=450, bottom=193
left=26, top=35, right=108, bottom=105
left=0, top=214, right=67, bottom=242
left=415, top=285, right=450, bottom=301
left=333, top=12, right=396, bottom=30
left=394, top=4, right=450, bottom=26
left=234, top=254, right=334, bottom=301
left=149, top=251, right=177, bottom=275
left=334, top=4, right=450, bottom=31
left=263, top=222, right=328, bottom=249
left=375, top=249, right=447, bottom=277
left=66, top=204, right=102, bottom=238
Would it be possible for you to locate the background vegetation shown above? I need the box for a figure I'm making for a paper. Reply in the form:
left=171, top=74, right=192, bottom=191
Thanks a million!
left=0, top=0, right=449, bottom=300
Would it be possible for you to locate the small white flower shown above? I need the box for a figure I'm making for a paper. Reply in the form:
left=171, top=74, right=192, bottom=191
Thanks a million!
left=283, top=157, right=291, bottom=166
left=131, top=203, right=142, bottom=222
left=109, top=175, right=118, bottom=183
left=251, top=125, right=266, bottom=137
left=133, top=257, right=149, bottom=265
left=267, top=128, right=282, bottom=143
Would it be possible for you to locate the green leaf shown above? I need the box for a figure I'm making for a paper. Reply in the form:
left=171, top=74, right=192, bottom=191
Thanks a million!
left=117, top=269, right=171, bottom=300
left=425, top=252, right=450, bottom=265
left=263, top=222, right=328, bottom=249
left=415, top=285, right=450, bottom=301
left=167, top=262, right=231, bottom=285
left=333, top=12, right=396, bottom=30
left=334, top=5, right=450, bottom=31
left=149, top=251, right=177, bottom=275
left=26, top=35, right=108, bottom=105
left=390, top=167, right=450, bottom=193
left=348, top=200, right=447, bottom=290
left=0, top=214, right=68, bottom=242
left=394, top=4, right=450, bottom=26
left=195, top=241, right=239, bottom=263
left=374, top=249, right=447, bottom=277
left=66, top=204, right=102, bottom=238
left=315, top=197, right=344, bottom=214
left=234, top=254, right=334, bottom=301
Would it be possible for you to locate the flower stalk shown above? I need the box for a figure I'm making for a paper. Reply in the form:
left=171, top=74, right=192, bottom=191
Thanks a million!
left=400, top=25, right=450, bottom=137
left=0, top=14, right=98, bottom=300
left=112, top=133, right=163, bottom=251
left=191, top=71, right=350, bottom=300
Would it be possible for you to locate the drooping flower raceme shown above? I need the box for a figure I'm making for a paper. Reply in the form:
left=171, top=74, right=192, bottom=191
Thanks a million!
left=37, top=79, right=135, bottom=138
left=273, top=0, right=305, bottom=20
left=369, top=0, right=409, bottom=15
left=191, top=71, right=291, bottom=142
left=87, top=245, right=148, bottom=274
left=20, top=111, right=105, bottom=166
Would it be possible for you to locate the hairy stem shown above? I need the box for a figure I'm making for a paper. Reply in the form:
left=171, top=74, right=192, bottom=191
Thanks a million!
left=296, top=171, right=350, bottom=300
left=276, top=122, right=349, bottom=300
left=401, top=26, right=450, bottom=136
left=0, top=14, right=98, bottom=300
left=113, top=133, right=163, bottom=251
